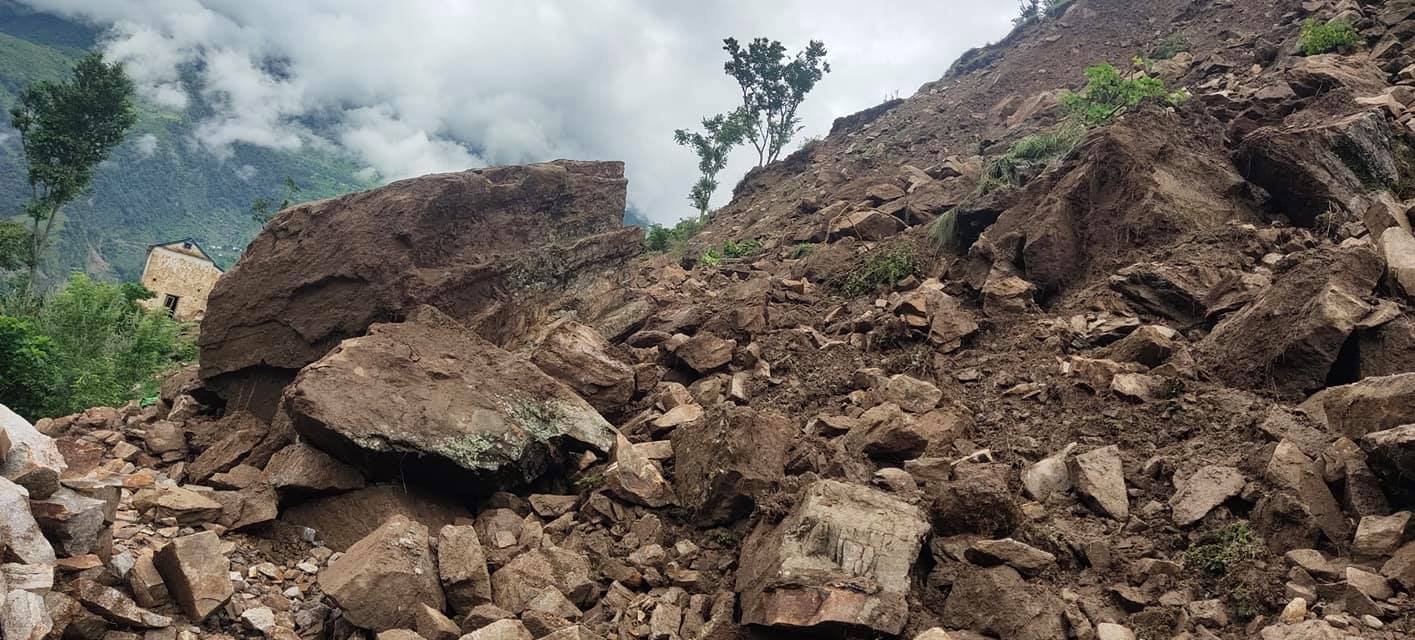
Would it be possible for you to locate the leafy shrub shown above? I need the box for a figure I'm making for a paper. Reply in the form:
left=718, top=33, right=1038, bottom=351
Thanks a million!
left=0, top=274, right=194, bottom=419
left=699, top=238, right=762, bottom=266
left=1150, top=33, right=1190, bottom=60
left=1185, top=523, right=1260, bottom=576
left=645, top=216, right=706, bottom=253
left=840, top=244, right=920, bottom=296
left=0, top=315, right=59, bottom=419
left=1299, top=18, right=1359, bottom=56
left=1061, top=63, right=1187, bottom=126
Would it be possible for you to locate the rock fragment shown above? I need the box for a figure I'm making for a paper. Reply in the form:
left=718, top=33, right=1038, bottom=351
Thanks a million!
left=319, top=515, right=444, bottom=631
left=0, top=404, right=66, bottom=499
left=1070, top=445, right=1128, bottom=520
left=437, top=524, right=493, bottom=614
left=1169, top=465, right=1245, bottom=527
left=737, top=480, right=929, bottom=635
left=263, top=442, right=365, bottom=494
left=153, top=531, right=234, bottom=622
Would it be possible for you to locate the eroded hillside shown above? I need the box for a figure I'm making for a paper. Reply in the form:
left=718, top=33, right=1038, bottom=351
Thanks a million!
left=4, top=1, right=1415, bottom=640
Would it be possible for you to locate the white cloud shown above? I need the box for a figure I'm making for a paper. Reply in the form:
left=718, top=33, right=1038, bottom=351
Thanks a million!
left=234, top=164, right=257, bottom=181
left=21, top=0, right=1017, bottom=222
left=134, top=133, right=158, bottom=157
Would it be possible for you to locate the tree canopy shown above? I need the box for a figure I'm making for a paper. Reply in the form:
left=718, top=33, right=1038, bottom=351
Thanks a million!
left=722, top=37, right=830, bottom=167
left=674, top=110, right=752, bottom=217
left=9, top=52, right=136, bottom=287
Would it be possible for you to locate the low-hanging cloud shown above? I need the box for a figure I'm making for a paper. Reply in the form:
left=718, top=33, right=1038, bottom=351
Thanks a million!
left=21, top=0, right=1015, bottom=222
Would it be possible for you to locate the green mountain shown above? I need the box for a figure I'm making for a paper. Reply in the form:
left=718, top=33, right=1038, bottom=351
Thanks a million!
left=0, top=2, right=373, bottom=281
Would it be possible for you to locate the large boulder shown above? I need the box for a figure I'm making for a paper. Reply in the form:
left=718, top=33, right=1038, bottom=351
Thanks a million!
left=736, top=480, right=929, bottom=635
left=0, top=476, right=56, bottom=566
left=319, top=515, right=445, bottom=631
left=1301, top=373, right=1415, bottom=439
left=1197, top=245, right=1383, bottom=395
left=1237, top=110, right=1400, bottom=227
left=973, top=107, right=1257, bottom=293
left=529, top=320, right=635, bottom=415
left=942, top=566, right=1068, bottom=640
left=671, top=405, right=791, bottom=526
left=285, top=307, right=616, bottom=492
left=198, top=160, right=640, bottom=417
left=0, top=404, right=66, bottom=499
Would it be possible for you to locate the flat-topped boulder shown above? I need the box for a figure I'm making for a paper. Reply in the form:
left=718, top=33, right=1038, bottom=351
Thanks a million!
left=285, top=307, right=616, bottom=491
left=198, top=160, right=641, bottom=417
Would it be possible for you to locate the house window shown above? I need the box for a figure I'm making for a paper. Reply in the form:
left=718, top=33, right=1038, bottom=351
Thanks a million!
left=162, top=294, right=180, bottom=316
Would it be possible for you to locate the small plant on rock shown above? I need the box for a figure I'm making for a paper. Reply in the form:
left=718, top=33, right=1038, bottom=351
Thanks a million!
left=840, top=244, right=920, bottom=297
left=1150, top=33, right=1190, bottom=60
left=1298, top=18, right=1359, bottom=56
left=1185, top=523, right=1260, bottom=576
left=1061, top=62, right=1188, bottom=126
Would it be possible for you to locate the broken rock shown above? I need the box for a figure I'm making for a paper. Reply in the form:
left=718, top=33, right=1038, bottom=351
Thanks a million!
left=1169, top=465, right=1245, bottom=527
left=531, top=320, right=636, bottom=414
left=153, top=531, right=233, bottom=621
left=286, top=307, right=616, bottom=491
left=320, top=515, right=444, bottom=631
left=437, top=524, right=493, bottom=614
left=488, top=547, right=593, bottom=614
left=263, top=442, right=366, bottom=494
left=603, top=434, right=675, bottom=508
left=0, top=476, right=56, bottom=566
left=672, top=405, right=789, bottom=525
left=942, top=566, right=1067, bottom=640
left=1070, top=445, right=1129, bottom=521
left=28, top=487, right=107, bottom=557
left=0, top=404, right=66, bottom=499
left=737, top=480, right=929, bottom=635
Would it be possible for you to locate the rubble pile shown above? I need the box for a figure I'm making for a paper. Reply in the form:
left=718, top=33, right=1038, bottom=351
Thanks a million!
left=6, top=1, right=1415, bottom=639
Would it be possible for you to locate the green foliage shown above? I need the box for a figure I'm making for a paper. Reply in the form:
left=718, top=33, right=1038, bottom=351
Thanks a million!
left=675, top=110, right=752, bottom=217
left=1185, top=523, right=1260, bottom=576
left=250, top=176, right=303, bottom=225
left=0, top=220, right=26, bottom=271
left=1061, top=63, right=1187, bottom=126
left=976, top=125, right=1085, bottom=196
left=723, top=37, right=830, bottom=167
left=1299, top=18, right=1359, bottom=56
left=0, top=274, right=194, bottom=419
left=0, top=314, right=57, bottom=419
left=645, top=216, right=706, bottom=254
left=840, top=244, right=920, bottom=297
left=1150, top=33, right=1190, bottom=60
left=9, top=52, right=137, bottom=284
left=699, top=238, right=763, bottom=267
left=789, top=243, right=816, bottom=259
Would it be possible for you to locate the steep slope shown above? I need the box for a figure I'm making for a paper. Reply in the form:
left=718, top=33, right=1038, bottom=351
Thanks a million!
left=0, top=1, right=372, bottom=281
left=5, top=1, right=1415, bottom=640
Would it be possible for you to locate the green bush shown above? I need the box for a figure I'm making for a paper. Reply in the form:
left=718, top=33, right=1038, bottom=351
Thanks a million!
left=645, top=216, right=707, bottom=253
left=1150, top=33, right=1190, bottom=60
left=1299, top=18, right=1359, bottom=56
left=1185, top=523, right=1260, bottom=576
left=0, top=274, right=194, bottom=419
left=699, top=238, right=762, bottom=266
left=1061, top=63, right=1187, bottom=126
left=0, top=315, right=59, bottom=419
left=840, top=244, right=920, bottom=296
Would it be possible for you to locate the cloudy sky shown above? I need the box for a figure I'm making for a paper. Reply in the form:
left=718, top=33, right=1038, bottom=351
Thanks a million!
left=22, top=0, right=1016, bottom=223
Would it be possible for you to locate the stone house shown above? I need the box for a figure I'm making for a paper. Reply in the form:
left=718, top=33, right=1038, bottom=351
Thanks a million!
left=138, top=238, right=224, bottom=321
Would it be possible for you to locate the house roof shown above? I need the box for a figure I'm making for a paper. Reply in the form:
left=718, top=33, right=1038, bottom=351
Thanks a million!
left=148, top=237, right=225, bottom=272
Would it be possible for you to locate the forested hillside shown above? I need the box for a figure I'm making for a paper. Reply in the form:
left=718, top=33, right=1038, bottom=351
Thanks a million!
left=0, top=1, right=372, bottom=281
